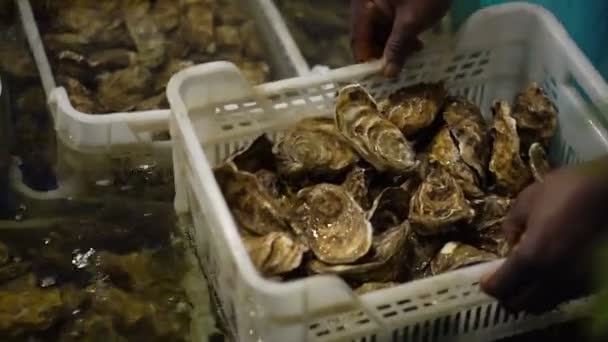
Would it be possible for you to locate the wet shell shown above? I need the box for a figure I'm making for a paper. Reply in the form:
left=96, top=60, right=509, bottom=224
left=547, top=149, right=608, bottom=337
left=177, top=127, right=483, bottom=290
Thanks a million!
left=230, top=135, right=276, bottom=174
left=354, top=282, right=400, bottom=295
left=528, top=142, right=552, bottom=182
left=443, top=97, right=490, bottom=181
left=335, top=84, right=418, bottom=173
left=378, top=82, right=445, bottom=137
left=242, top=232, right=308, bottom=277
left=471, top=196, right=512, bottom=257
left=513, top=83, right=558, bottom=147
left=367, top=180, right=416, bottom=233
left=429, top=127, right=484, bottom=198
left=215, top=163, right=290, bottom=236
left=307, top=221, right=410, bottom=282
left=489, top=101, right=532, bottom=195
left=430, top=242, right=498, bottom=275
left=291, top=183, right=372, bottom=264
left=342, top=166, right=372, bottom=210
left=409, top=167, right=476, bottom=235
left=273, top=118, right=358, bottom=179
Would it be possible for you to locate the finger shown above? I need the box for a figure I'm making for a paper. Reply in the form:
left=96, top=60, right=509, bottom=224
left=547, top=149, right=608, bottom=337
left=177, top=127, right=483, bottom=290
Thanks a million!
left=502, top=183, right=542, bottom=245
left=503, top=280, right=547, bottom=314
left=382, top=14, right=421, bottom=77
left=480, top=243, right=540, bottom=301
left=351, top=0, right=385, bottom=62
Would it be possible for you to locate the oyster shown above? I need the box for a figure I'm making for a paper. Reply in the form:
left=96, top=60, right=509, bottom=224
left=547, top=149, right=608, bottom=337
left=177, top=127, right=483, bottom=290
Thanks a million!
left=472, top=195, right=512, bottom=257
left=368, top=180, right=416, bottom=232
left=488, top=101, right=532, bottom=195
left=406, top=232, right=443, bottom=279
left=216, top=25, right=242, bottom=52
left=135, top=93, right=168, bottom=111
left=154, top=59, right=195, bottom=92
left=343, top=166, right=371, bottom=210
left=513, top=83, right=558, bottom=147
left=273, top=118, right=358, bottom=179
left=97, top=66, right=153, bottom=113
left=254, top=169, right=281, bottom=199
left=354, top=282, right=400, bottom=295
left=150, top=0, right=181, bottom=32
left=443, top=97, right=490, bottom=182
left=291, top=183, right=372, bottom=264
left=230, top=135, right=276, bottom=174
left=409, top=167, right=475, bottom=235
left=528, top=142, right=552, bottom=182
left=241, top=21, right=265, bottom=59
left=215, top=163, right=290, bottom=236
left=239, top=60, right=271, bottom=85
left=430, top=242, right=498, bottom=275
left=308, top=221, right=410, bottom=282
left=378, top=82, right=445, bottom=137
left=335, top=84, right=417, bottom=173
left=88, top=49, right=138, bottom=71
left=181, top=2, right=216, bottom=54
left=429, top=127, right=484, bottom=198
left=60, top=76, right=104, bottom=114
left=242, top=232, right=308, bottom=277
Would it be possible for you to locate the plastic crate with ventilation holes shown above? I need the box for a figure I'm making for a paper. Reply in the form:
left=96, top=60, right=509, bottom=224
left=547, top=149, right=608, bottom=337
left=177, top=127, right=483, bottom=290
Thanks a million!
left=167, top=4, right=608, bottom=342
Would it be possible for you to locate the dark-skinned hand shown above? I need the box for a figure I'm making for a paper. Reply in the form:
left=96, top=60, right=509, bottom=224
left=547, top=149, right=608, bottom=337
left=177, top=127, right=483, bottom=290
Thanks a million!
left=350, top=0, right=450, bottom=77
left=481, top=164, right=608, bottom=314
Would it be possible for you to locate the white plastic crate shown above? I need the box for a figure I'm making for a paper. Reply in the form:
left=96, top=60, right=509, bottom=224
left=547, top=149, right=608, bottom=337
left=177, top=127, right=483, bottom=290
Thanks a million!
left=15, top=0, right=307, bottom=178
left=167, top=4, right=608, bottom=342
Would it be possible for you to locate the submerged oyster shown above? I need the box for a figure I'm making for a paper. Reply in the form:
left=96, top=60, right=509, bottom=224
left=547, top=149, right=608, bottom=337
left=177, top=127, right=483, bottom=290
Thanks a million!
left=443, top=97, right=490, bottom=182
left=97, top=66, right=153, bottom=113
left=308, top=221, right=410, bottom=282
left=335, top=84, right=418, bottom=173
left=291, top=183, right=372, bottom=264
left=124, top=10, right=167, bottom=69
left=215, top=163, right=290, bottom=236
left=430, top=242, right=498, bottom=275
left=242, top=232, right=308, bottom=277
left=489, top=101, right=532, bottom=195
left=528, top=142, right=552, bottom=182
left=181, top=2, right=215, bottom=54
left=59, top=76, right=104, bottom=114
left=429, top=127, right=484, bottom=198
left=513, top=83, right=558, bottom=147
left=409, top=167, right=475, bottom=235
left=378, top=82, right=445, bottom=137
left=273, top=118, right=358, bottom=179
left=354, top=282, right=400, bottom=295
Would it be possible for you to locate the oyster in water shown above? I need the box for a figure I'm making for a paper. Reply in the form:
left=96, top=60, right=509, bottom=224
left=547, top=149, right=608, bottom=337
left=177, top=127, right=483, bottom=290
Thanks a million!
left=489, top=101, right=531, bottom=195
left=513, top=83, right=558, bottom=148
left=409, top=167, right=475, bottom=235
left=273, top=118, right=358, bottom=179
left=443, top=97, right=490, bottom=182
left=97, top=66, right=153, bottom=113
left=291, top=183, right=372, bottom=264
left=335, top=84, right=417, bottom=173
left=528, top=142, right=552, bottom=182
left=378, top=82, right=445, bottom=137
left=215, top=163, right=290, bottom=236
left=242, top=232, right=308, bottom=277
left=308, top=221, right=410, bottom=283
left=430, top=242, right=498, bottom=275
left=429, top=127, right=484, bottom=198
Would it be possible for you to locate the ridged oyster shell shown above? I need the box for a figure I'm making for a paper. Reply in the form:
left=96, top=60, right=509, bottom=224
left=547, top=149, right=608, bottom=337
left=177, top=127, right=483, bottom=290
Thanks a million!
left=335, top=84, right=417, bottom=173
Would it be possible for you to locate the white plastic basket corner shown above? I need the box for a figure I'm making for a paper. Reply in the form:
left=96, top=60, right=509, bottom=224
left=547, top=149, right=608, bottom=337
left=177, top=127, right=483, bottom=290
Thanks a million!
left=168, top=3, right=608, bottom=342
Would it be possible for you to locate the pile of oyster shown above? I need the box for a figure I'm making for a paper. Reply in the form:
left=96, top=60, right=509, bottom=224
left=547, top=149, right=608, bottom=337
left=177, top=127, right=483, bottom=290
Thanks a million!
left=215, top=81, right=557, bottom=294
left=32, top=0, right=271, bottom=114
left=276, top=0, right=353, bottom=68
left=0, top=199, right=192, bottom=341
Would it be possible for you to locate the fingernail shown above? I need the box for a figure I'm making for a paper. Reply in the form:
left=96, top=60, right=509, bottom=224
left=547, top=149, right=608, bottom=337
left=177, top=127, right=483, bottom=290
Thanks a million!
left=383, top=64, right=400, bottom=78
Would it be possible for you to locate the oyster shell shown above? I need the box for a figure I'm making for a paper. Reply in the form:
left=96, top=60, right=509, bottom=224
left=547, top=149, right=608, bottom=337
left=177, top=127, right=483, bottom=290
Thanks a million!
left=181, top=2, right=216, bottom=54
left=378, top=82, right=445, bottom=137
left=215, top=163, right=290, bottom=236
left=443, top=97, right=489, bottom=182
left=354, top=282, right=400, bottom=295
left=343, top=166, right=371, bottom=210
left=368, top=180, right=416, bottom=233
left=124, top=9, right=167, bottom=69
left=409, top=167, right=475, bottom=235
left=291, top=183, right=372, bottom=264
left=472, top=195, right=512, bottom=257
left=335, top=84, right=417, bottom=173
left=513, top=83, right=558, bottom=147
left=230, top=135, right=276, bottom=174
left=273, top=118, right=358, bottom=179
left=216, top=25, right=242, bottom=52
left=254, top=169, right=281, bottom=199
left=528, top=142, right=552, bottom=182
left=241, top=21, right=265, bottom=59
left=155, top=59, right=195, bottom=92
left=429, top=127, right=484, bottom=198
left=430, top=242, right=498, bottom=275
left=406, top=232, right=443, bottom=279
left=97, top=66, right=153, bottom=113
left=59, top=76, right=104, bottom=114
left=308, top=221, right=410, bottom=282
left=489, top=101, right=532, bottom=195
left=135, top=93, right=168, bottom=111
left=88, top=49, right=138, bottom=71
left=242, top=232, right=308, bottom=277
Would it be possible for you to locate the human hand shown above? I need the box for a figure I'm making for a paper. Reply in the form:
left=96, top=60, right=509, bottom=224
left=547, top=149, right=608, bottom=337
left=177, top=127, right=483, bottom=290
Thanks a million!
left=350, top=0, right=450, bottom=77
left=481, top=165, right=608, bottom=314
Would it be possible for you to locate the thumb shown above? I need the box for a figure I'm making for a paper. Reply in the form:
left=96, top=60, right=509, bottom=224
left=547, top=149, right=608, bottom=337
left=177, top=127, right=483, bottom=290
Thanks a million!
left=382, top=17, right=423, bottom=77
